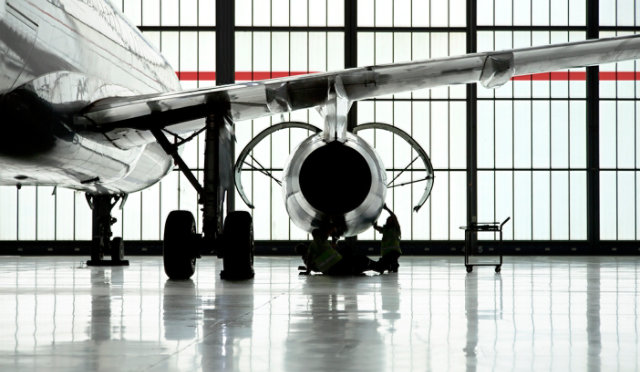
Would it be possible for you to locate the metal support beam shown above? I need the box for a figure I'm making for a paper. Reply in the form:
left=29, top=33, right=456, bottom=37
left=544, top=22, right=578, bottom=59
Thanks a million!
left=344, top=0, right=359, bottom=244
left=215, top=1, right=235, bottom=86
left=586, top=0, right=600, bottom=249
left=203, top=114, right=223, bottom=242
left=466, top=0, right=478, bottom=250
left=345, top=0, right=358, bottom=132
left=151, top=128, right=205, bottom=196
left=216, top=0, right=235, bottom=214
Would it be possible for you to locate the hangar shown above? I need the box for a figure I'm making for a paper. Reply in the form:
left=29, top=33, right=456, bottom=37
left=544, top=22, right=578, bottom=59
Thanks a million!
left=1, top=0, right=639, bottom=370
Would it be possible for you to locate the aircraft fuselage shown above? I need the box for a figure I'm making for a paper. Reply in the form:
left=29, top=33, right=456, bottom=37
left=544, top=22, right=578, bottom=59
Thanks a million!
left=0, top=0, right=180, bottom=193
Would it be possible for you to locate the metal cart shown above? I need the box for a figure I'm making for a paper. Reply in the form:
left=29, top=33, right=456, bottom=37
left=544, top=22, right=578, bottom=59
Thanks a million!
left=460, top=217, right=510, bottom=273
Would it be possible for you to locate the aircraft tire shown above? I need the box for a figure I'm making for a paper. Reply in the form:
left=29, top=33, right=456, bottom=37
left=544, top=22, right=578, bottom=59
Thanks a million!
left=220, top=211, right=255, bottom=280
left=163, top=210, right=197, bottom=280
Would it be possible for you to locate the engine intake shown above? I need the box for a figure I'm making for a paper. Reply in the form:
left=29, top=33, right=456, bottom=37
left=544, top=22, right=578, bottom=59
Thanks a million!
left=283, top=132, right=386, bottom=236
left=299, top=141, right=372, bottom=215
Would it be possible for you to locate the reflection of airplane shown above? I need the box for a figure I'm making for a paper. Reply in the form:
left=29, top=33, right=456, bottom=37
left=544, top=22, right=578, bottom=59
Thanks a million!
left=2, top=0, right=640, bottom=280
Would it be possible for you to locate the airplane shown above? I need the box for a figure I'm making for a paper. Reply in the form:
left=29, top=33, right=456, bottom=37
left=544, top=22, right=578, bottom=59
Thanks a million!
left=2, top=0, right=640, bottom=280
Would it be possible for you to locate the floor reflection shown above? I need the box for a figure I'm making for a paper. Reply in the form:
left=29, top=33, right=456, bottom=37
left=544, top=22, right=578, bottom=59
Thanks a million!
left=90, top=269, right=110, bottom=342
left=587, top=262, right=601, bottom=372
left=200, top=278, right=255, bottom=371
left=163, top=279, right=198, bottom=341
left=0, top=256, right=637, bottom=371
left=284, top=276, right=385, bottom=371
left=464, top=273, right=478, bottom=372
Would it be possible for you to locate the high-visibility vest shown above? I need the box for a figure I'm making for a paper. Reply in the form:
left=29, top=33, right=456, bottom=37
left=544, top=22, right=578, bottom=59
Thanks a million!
left=381, top=226, right=401, bottom=256
left=309, top=240, right=342, bottom=272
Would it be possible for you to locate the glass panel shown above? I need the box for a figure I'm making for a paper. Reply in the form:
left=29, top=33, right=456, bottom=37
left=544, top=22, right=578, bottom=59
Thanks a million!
left=513, top=101, right=532, bottom=168
left=570, top=171, right=587, bottom=239
left=532, top=171, right=551, bottom=239
left=36, top=187, right=55, bottom=241
left=551, top=172, right=569, bottom=239
left=514, top=171, right=532, bottom=239
left=478, top=171, right=495, bottom=224
left=309, top=0, right=328, bottom=26
left=141, top=0, right=160, bottom=26
left=600, top=0, right=640, bottom=26
left=570, top=101, right=587, bottom=169
left=496, top=171, right=513, bottom=239
left=618, top=171, right=636, bottom=240
left=56, top=190, right=73, bottom=240
left=199, top=0, right=216, bottom=26
left=478, top=101, right=495, bottom=168
left=431, top=172, right=450, bottom=239
left=180, top=0, right=198, bottom=26
left=161, top=0, right=179, bottom=26
left=450, top=0, right=466, bottom=27
left=600, top=101, right=617, bottom=168
left=411, top=0, right=430, bottom=27
left=450, top=171, right=467, bottom=239
left=236, top=0, right=252, bottom=26
left=600, top=171, right=617, bottom=239
left=141, top=183, right=161, bottom=240
left=70, top=194, right=90, bottom=240
left=394, top=0, right=411, bottom=27
left=271, top=0, right=289, bottom=26
left=0, top=0, right=626, bottom=245
left=495, top=101, right=513, bottom=168
left=0, top=186, right=17, bottom=240
left=18, top=187, right=36, bottom=240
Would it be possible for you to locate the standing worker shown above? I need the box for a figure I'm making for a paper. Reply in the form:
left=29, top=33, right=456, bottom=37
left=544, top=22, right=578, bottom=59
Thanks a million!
left=372, top=205, right=402, bottom=273
left=300, top=227, right=382, bottom=275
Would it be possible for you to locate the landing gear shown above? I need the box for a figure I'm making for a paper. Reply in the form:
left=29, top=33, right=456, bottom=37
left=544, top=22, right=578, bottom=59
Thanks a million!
left=220, top=211, right=255, bottom=280
left=163, top=211, right=198, bottom=280
left=86, top=194, right=129, bottom=266
left=152, top=109, right=255, bottom=280
left=111, top=237, right=124, bottom=261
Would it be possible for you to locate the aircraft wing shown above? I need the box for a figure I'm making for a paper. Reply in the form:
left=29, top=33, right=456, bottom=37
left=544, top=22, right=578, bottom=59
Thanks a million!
left=75, top=34, right=640, bottom=134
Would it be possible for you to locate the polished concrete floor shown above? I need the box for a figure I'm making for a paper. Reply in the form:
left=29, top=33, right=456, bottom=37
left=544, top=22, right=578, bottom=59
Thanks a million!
left=0, top=255, right=639, bottom=371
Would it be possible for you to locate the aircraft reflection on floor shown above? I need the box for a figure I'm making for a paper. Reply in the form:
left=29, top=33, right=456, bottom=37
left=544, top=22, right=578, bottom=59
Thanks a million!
left=0, top=256, right=636, bottom=371
left=283, top=276, right=387, bottom=371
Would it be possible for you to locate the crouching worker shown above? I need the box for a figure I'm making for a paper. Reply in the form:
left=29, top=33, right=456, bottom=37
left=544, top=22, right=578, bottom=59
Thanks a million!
left=372, top=205, right=402, bottom=273
left=300, top=228, right=380, bottom=275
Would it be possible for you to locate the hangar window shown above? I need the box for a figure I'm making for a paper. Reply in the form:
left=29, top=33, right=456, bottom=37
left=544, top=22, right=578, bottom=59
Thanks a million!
left=2, top=0, right=640, bottom=247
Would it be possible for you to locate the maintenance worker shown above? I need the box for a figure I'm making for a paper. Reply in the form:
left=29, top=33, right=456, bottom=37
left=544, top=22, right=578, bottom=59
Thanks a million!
left=372, top=205, right=402, bottom=273
left=300, top=227, right=382, bottom=275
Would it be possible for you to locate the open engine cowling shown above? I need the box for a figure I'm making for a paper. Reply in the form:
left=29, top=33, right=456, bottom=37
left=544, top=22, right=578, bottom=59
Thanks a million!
left=282, top=132, right=386, bottom=237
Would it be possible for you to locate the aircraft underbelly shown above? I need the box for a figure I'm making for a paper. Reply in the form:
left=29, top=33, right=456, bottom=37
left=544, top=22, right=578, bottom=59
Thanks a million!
left=0, top=134, right=172, bottom=194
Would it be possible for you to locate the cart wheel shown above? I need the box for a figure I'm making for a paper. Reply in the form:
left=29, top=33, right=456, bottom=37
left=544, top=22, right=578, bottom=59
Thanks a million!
left=466, top=265, right=473, bottom=273
left=495, top=266, right=501, bottom=273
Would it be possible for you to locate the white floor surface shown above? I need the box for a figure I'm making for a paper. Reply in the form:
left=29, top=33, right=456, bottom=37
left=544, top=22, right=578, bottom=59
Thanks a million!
left=0, top=255, right=639, bottom=371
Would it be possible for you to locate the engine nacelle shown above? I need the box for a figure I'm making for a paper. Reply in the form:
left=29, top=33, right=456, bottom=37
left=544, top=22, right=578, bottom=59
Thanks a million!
left=282, top=132, right=386, bottom=237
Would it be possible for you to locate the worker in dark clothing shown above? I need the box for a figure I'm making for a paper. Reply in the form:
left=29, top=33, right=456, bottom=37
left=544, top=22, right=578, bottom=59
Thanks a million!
left=372, top=205, right=402, bottom=273
left=299, top=228, right=382, bottom=275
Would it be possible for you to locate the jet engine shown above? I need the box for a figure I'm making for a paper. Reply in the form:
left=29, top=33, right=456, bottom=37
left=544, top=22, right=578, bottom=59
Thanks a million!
left=282, top=132, right=387, bottom=237
left=234, top=121, right=434, bottom=238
